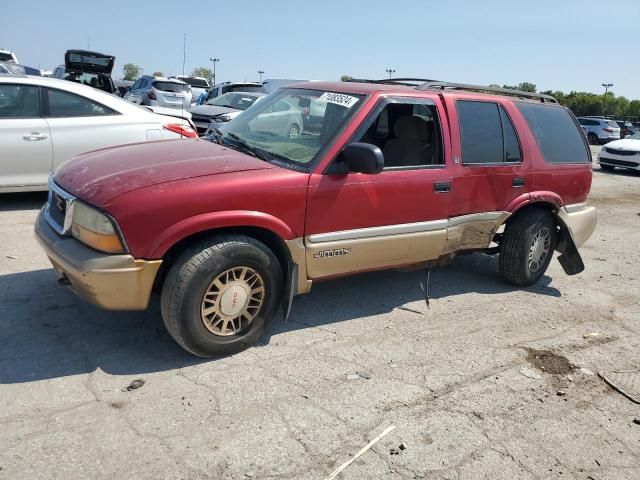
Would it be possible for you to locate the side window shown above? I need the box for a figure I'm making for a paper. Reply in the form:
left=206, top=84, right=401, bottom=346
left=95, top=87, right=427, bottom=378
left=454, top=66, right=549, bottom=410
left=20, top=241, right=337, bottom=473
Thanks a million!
left=499, top=106, right=521, bottom=162
left=516, top=102, right=590, bottom=164
left=0, top=84, right=40, bottom=118
left=45, top=89, right=115, bottom=117
left=457, top=101, right=503, bottom=164
left=272, top=100, right=290, bottom=112
left=355, top=100, right=443, bottom=168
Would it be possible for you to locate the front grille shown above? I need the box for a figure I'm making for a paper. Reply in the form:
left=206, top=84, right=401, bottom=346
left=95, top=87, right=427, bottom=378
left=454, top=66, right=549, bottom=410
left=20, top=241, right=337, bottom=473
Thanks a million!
left=601, top=158, right=638, bottom=168
left=45, top=179, right=76, bottom=235
left=191, top=114, right=211, bottom=124
left=49, top=191, right=67, bottom=227
left=605, top=147, right=639, bottom=156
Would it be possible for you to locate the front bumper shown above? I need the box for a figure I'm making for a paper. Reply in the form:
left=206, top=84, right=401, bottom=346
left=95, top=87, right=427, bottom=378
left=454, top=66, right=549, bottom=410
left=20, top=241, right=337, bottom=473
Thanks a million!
left=597, top=154, right=640, bottom=170
left=35, top=209, right=161, bottom=311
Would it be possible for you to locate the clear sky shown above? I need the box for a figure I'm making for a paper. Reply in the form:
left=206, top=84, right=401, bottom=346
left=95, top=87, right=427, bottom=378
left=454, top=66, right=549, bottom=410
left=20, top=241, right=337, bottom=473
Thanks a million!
left=2, top=0, right=638, bottom=98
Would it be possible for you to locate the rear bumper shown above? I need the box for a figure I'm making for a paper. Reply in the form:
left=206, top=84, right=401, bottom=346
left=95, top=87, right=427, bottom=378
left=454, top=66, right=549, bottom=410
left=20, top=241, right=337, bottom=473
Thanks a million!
left=557, top=204, right=597, bottom=248
left=35, top=209, right=161, bottom=310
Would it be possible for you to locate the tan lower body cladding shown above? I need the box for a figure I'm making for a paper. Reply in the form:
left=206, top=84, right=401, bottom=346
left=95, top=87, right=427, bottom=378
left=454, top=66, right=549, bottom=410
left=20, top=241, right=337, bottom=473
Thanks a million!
left=303, top=212, right=510, bottom=282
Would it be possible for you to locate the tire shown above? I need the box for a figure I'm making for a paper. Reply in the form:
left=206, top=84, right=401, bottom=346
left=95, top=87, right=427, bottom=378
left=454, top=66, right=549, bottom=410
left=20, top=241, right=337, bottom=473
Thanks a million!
left=288, top=124, right=300, bottom=139
left=600, top=164, right=615, bottom=172
left=161, top=235, right=283, bottom=357
left=587, top=133, right=598, bottom=145
left=499, top=209, right=557, bottom=287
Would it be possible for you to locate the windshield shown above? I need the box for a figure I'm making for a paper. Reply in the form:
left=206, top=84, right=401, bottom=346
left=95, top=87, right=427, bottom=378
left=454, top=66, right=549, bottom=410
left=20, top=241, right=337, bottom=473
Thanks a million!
left=629, top=132, right=640, bottom=140
left=206, top=92, right=262, bottom=110
left=217, top=88, right=365, bottom=170
left=153, top=81, right=189, bottom=93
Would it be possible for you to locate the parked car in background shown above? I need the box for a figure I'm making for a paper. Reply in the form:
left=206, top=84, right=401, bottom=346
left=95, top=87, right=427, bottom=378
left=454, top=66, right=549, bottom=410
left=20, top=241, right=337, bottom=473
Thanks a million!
left=202, top=81, right=266, bottom=103
left=0, top=62, right=41, bottom=76
left=262, top=78, right=307, bottom=93
left=577, top=116, right=621, bottom=144
left=190, top=91, right=265, bottom=135
left=52, top=50, right=118, bottom=95
left=124, top=75, right=192, bottom=110
left=170, top=75, right=209, bottom=103
left=35, top=80, right=597, bottom=357
left=0, top=48, right=18, bottom=63
left=0, top=74, right=196, bottom=192
left=114, top=79, right=133, bottom=97
left=597, top=131, right=640, bottom=171
left=615, top=120, right=635, bottom=138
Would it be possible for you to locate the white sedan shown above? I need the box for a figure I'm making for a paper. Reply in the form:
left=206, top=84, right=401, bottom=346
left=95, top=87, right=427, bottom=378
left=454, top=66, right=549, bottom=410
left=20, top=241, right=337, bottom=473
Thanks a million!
left=597, top=132, right=640, bottom=172
left=0, top=74, right=197, bottom=192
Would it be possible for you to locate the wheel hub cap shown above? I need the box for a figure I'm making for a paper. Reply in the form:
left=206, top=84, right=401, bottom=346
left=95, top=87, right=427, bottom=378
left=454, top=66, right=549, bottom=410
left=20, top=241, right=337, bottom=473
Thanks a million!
left=528, top=227, right=551, bottom=272
left=200, top=267, right=265, bottom=336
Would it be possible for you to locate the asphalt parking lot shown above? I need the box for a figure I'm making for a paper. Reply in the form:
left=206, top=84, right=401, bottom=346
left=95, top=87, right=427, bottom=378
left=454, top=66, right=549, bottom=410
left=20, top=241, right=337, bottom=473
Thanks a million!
left=1, top=146, right=639, bottom=480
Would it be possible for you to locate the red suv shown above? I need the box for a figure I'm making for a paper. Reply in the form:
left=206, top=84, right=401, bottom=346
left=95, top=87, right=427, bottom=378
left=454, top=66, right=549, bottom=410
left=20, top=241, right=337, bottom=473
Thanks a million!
left=35, top=79, right=597, bottom=357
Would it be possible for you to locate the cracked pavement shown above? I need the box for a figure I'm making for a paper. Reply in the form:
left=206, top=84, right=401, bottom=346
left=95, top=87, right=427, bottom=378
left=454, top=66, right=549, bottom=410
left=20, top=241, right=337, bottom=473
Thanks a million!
left=1, top=147, right=639, bottom=479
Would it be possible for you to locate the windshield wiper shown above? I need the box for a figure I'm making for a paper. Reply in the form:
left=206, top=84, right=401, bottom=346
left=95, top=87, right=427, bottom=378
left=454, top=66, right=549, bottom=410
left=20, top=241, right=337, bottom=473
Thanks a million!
left=224, top=132, right=271, bottom=162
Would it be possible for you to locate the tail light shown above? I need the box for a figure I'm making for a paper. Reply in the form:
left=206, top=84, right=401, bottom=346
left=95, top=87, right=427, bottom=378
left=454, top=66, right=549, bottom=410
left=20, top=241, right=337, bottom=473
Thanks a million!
left=164, top=123, right=198, bottom=138
left=603, top=128, right=613, bottom=132
left=148, top=91, right=157, bottom=100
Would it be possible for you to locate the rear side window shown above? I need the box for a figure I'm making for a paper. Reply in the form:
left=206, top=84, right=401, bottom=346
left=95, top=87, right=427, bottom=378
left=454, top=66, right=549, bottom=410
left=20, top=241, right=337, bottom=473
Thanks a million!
left=457, top=100, right=521, bottom=164
left=517, top=103, right=590, bottom=164
left=0, top=84, right=40, bottom=118
left=45, top=88, right=115, bottom=117
left=152, top=81, right=188, bottom=93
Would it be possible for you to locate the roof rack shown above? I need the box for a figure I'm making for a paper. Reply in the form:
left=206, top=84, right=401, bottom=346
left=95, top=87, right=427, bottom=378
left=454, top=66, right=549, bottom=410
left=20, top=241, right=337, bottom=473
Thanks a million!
left=416, top=81, right=557, bottom=103
left=346, top=77, right=439, bottom=87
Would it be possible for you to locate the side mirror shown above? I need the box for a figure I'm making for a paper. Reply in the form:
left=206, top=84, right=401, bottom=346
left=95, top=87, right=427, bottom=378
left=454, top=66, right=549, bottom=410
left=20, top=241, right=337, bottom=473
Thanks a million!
left=338, top=142, right=384, bottom=174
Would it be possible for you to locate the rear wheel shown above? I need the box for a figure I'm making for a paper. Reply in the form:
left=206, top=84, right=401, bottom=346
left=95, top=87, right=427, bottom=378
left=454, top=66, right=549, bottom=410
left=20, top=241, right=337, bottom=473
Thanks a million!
left=161, top=236, right=283, bottom=357
left=587, top=132, right=598, bottom=145
left=600, top=164, right=615, bottom=171
left=499, top=209, right=557, bottom=287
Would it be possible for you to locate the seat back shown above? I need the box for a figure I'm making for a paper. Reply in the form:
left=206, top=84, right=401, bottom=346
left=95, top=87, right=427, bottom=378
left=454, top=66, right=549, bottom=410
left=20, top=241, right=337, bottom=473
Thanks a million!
left=382, top=116, right=434, bottom=167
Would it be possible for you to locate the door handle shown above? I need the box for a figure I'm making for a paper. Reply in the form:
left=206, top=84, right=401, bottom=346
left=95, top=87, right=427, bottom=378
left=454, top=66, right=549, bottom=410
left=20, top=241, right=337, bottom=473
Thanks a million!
left=23, top=132, right=49, bottom=141
left=433, top=181, right=451, bottom=193
left=512, top=177, right=525, bottom=188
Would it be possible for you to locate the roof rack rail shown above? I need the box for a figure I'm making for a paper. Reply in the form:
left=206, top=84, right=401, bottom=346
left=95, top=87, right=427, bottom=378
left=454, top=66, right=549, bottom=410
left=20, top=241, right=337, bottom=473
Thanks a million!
left=416, top=81, right=557, bottom=103
left=346, top=77, right=439, bottom=87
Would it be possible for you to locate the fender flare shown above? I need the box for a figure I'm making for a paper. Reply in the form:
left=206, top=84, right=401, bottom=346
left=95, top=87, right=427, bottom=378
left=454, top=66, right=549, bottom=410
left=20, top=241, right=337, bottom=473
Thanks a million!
left=505, top=191, right=563, bottom=214
left=144, top=210, right=296, bottom=258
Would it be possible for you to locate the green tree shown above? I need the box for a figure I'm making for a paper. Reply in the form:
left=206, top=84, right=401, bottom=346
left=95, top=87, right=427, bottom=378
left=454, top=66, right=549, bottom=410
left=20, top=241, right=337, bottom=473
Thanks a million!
left=122, top=63, right=142, bottom=81
left=340, top=75, right=353, bottom=82
left=152, top=71, right=164, bottom=77
left=192, top=67, right=214, bottom=82
left=503, top=82, right=536, bottom=92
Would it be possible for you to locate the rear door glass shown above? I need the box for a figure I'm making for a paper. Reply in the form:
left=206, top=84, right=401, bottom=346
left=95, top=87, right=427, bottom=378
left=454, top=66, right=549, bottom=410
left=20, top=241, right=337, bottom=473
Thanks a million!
left=153, top=82, right=188, bottom=93
left=516, top=103, right=590, bottom=164
left=45, top=88, right=115, bottom=117
left=457, top=100, right=504, bottom=164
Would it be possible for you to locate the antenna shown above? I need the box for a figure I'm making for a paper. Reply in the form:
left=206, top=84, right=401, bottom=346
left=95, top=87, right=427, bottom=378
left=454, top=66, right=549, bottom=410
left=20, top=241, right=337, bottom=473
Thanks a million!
left=180, top=33, right=186, bottom=138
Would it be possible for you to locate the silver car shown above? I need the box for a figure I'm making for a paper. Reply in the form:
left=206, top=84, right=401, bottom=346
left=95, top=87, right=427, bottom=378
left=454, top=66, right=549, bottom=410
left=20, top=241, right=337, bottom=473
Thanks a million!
left=190, top=91, right=265, bottom=135
left=577, top=116, right=621, bottom=145
left=125, top=76, right=192, bottom=110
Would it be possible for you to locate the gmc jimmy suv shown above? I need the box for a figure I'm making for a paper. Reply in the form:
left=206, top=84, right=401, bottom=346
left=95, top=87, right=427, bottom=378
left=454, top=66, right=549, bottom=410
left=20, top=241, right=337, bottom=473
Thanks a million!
left=35, top=79, right=597, bottom=357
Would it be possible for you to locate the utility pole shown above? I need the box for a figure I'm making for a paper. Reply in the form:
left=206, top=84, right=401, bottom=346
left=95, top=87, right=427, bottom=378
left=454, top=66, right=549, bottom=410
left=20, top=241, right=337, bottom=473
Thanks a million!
left=602, top=83, right=613, bottom=117
left=385, top=68, right=395, bottom=79
left=209, top=57, right=220, bottom=85
left=257, top=70, right=264, bottom=83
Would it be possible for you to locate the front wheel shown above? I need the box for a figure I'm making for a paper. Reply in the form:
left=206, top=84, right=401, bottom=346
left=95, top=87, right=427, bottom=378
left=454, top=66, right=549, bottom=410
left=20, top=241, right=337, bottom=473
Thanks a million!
left=161, top=236, right=283, bottom=357
left=499, top=209, right=557, bottom=287
left=587, top=133, right=598, bottom=145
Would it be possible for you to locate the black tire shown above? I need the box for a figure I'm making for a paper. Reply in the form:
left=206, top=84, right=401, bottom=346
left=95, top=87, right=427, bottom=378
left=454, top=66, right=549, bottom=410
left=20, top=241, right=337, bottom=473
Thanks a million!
left=499, top=209, right=557, bottom=287
left=587, top=133, right=598, bottom=145
left=161, top=235, right=283, bottom=357
left=600, top=164, right=615, bottom=172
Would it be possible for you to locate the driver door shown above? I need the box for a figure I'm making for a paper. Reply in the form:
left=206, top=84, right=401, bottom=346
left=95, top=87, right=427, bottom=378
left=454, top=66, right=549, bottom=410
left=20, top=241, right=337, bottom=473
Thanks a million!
left=304, top=97, right=452, bottom=279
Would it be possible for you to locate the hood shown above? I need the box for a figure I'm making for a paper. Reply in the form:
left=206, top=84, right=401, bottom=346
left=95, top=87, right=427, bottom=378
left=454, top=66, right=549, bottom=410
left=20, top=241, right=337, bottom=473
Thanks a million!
left=602, top=138, right=640, bottom=151
left=65, top=50, right=114, bottom=74
left=189, top=104, right=238, bottom=117
left=54, top=139, right=275, bottom=206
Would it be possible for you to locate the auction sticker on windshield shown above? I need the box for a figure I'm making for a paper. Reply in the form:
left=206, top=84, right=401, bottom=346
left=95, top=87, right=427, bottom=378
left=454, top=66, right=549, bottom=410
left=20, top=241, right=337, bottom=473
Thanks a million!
left=316, top=92, right=359, bottom=108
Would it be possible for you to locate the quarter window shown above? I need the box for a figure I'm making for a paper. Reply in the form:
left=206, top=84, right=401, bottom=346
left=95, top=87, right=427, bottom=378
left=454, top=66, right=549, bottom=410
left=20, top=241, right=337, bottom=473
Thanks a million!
left=517, top=103, right=590, bottom=164
left=45, top=88, right=115, bottom=117
left=499, top=106, right=522, bottom=162
left=0, top=84, right=40, bottom=118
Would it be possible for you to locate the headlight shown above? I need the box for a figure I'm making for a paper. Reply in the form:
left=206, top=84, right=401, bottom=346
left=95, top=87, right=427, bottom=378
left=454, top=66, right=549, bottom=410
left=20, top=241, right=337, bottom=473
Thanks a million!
left=71, top=202, right=126, bottom=253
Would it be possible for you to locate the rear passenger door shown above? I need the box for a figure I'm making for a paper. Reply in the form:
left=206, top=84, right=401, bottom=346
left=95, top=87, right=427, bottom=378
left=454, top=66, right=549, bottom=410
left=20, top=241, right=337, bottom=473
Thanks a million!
left=445, top=98, right=528, bottom=216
